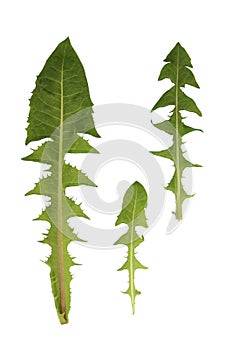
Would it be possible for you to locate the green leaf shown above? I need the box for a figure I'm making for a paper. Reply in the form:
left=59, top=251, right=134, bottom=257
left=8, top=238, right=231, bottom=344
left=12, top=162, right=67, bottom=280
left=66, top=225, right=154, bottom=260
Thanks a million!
left=115, top=181, right=148, bottom=314
left=23, top=38, right=99, bottom=324
left=151, top=42, right=202, bottom=221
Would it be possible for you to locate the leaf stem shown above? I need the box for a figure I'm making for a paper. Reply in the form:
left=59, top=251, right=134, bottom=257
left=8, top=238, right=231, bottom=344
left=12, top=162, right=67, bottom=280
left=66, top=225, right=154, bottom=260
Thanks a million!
left=129, top=226, right=135, bottom=315
left=57, top=41, right=67, bottom=322
left=129, top=191, right=137, bottom=314
left=175, top=45, right=182, bottom=221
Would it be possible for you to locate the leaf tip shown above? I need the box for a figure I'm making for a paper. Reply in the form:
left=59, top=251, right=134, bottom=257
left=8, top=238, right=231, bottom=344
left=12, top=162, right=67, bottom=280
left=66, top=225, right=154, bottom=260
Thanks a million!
left=25, top=137, right=30, bottom=146
left=64, top=36, right=71, bottom=44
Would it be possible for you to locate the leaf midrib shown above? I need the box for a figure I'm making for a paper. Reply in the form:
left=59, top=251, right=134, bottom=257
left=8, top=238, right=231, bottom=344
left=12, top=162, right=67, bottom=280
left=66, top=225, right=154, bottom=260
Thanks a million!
left=175, top=45, right=181, bottom=220
left=129, top=189, right=137, bottom=314
left=57, top=40, right=67, bottom=319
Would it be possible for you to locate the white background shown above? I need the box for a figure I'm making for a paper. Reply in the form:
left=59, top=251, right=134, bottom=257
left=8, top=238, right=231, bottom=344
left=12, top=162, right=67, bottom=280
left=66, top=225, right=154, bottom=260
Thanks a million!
left=1, top=0, right=233, bottom=349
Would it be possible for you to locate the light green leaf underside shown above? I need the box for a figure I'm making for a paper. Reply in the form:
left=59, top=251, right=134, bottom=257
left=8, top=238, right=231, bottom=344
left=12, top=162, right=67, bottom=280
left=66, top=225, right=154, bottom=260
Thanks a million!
left=151, top=42, right=202, bottom=220
left=115, top=181, right=148, bottom=314
left=23, top=38, right=99, bottom=324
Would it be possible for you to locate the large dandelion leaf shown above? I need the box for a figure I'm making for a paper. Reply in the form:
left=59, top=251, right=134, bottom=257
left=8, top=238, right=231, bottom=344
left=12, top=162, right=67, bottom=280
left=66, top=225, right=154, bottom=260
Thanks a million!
left=23, top=38, right=99, bottom=324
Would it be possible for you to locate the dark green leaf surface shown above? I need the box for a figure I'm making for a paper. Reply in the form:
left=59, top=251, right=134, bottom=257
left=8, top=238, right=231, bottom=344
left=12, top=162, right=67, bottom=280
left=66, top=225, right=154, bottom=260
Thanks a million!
left=115, top=182, right=148, bottom=314
left=23, top=38, right=99, bottom=324
left=151, top=42, right=202, bottom=220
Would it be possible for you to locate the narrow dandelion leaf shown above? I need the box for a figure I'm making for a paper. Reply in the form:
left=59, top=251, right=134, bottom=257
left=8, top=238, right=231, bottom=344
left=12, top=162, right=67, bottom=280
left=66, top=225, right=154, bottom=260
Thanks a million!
left=151, top=42, right=202, bottom=221
left=115, top=181, right=148, bottom=314
left=23, top=38, right=100, bottom=324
